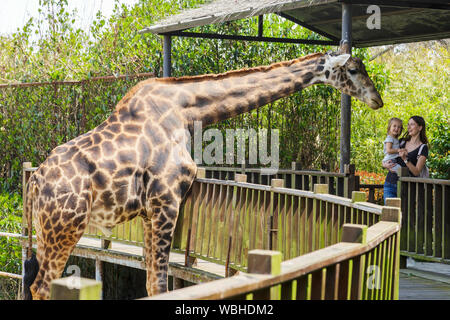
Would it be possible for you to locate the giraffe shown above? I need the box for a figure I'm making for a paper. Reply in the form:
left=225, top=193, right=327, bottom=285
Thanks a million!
left=23, top=46, right=383, bottom=300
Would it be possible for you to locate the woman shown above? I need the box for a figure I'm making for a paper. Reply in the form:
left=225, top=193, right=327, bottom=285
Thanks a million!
left=383, top=116, right=429, bottom=204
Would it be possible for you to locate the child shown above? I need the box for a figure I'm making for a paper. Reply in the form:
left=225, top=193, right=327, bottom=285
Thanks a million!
left=382, top=117, right=404, bottom=174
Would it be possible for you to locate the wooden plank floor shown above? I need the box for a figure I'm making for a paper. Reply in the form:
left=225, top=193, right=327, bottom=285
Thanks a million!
left=76, top=237, right=226, bottom=279
left=399, top=259, right=450, bottom=300
left=399, top=273, right=450, bottom=300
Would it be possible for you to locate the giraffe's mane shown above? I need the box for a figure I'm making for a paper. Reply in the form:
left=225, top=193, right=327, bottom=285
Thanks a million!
left=155, top=52, right=325, bottom=83
left=115, top=52, right=325, bottom=110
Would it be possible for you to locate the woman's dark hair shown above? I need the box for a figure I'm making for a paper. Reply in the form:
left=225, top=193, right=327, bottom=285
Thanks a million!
left=402, top=115, right=429, bottom=144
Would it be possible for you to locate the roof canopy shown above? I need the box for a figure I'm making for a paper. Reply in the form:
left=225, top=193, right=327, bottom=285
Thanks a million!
left=140, top=0, right=450, bottom=47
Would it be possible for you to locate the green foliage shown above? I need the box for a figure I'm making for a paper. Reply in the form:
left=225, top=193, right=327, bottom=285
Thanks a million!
left=0, top=0, right=447, bottom=191
left=0, top=192, right=23, bottom=300
left=1, top=0, right=385, bottom=193
left=351, top=42, right=449, bottom=178
left=0, top=192, right=22, bottom=272
left=427, top=117, right=450, bottom=179
left=0, top=75, right=151, bottom=192
left=0, top=193, right=23, bottom=300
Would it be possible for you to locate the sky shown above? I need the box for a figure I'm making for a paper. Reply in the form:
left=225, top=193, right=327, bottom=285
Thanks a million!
left=0, top=0, right=140, bottom=36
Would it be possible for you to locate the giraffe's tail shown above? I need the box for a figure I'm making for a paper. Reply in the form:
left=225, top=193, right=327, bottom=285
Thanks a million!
left=23, top=177, right=39, bottom=300
left=23, top=254, right=39, bottom=300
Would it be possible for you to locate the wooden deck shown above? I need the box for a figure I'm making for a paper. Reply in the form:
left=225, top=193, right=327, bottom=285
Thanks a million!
left=399, top=274, right=450, bottom=300
left=399, top=259, right=450, bottom=300
left=74, top=237, right=226, bottom=283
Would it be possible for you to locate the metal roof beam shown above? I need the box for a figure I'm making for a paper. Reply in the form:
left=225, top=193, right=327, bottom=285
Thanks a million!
left=164, top=31, right=339, bottom=46
left=276, top=12, right=340, bottom=41
left=258, top=15, right=263, bottom=38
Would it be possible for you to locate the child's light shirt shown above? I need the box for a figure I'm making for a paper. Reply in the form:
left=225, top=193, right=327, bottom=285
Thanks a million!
left=382, top=135, right=400, bottom=162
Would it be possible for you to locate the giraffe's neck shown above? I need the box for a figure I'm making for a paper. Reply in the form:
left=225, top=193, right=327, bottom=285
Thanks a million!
left=179, top=52, right=327, bottom=127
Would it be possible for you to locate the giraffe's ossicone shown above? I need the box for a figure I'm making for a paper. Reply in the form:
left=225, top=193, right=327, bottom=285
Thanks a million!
left=23, top=45, right=382, bottom=300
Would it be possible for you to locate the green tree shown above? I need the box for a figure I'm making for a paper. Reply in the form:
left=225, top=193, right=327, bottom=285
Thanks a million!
left=352, top=41, right=449, bottom=177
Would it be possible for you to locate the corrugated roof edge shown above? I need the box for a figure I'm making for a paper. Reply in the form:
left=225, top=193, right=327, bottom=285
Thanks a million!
left=138, top=0, right=337, bottom=34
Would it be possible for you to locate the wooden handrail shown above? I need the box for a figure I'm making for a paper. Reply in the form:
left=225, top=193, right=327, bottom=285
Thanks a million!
left=20, top=164, right=387, bottom=261
left=20, top=162, right=402, bottom=300
left=399, top=176, right=450, bottom=185
left=200, top=166, right=347, bottom=178
left=195, top=177, right=382, bottom=214
left=144, top=214, right=400, bottom=300
left=174, top=178, right=383, bottom=274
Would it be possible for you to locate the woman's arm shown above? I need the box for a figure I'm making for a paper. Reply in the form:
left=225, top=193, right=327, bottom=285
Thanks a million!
left=406, top=155, right=427, bottom=177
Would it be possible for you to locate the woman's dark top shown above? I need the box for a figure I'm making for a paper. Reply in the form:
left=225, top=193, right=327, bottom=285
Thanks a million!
left=385, top=140, right=428, bottom=184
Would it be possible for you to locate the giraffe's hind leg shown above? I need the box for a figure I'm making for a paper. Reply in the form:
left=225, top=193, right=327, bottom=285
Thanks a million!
left=30, top=200, right=90, bottom=300
left=142, top=216, right=154, bottom=296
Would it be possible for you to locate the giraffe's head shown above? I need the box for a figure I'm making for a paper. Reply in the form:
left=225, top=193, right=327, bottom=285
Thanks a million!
left=322, top=44, right=383, bottom=110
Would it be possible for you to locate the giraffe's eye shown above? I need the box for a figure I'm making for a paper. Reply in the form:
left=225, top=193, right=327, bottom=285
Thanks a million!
left=348, top=69, right=358, bottom=75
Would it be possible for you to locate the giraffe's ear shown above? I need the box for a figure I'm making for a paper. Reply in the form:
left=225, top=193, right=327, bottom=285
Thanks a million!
left=329, top=54, right=351, bottom=68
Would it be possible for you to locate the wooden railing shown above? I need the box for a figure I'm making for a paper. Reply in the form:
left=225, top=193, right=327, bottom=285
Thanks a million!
left=146, top=204, right=402, bottom=300
left=202, top=165, right=450, bottom=265
left=22, top=163, right=387, bottom=272
left=201, top=163, right=358, bottom=199
left=172, top=169, right=383, bottom=275
left=20, top=162, right=402, bottom=300
left=24, top=162, right=448, bottom=270
left=398, top=168, right=450, bottom=264
left=202, top=165, right=386, bottom=204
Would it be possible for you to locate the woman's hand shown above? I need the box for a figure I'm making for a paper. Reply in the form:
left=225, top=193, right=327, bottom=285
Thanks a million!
left=399, top=149, right=408, bottom=161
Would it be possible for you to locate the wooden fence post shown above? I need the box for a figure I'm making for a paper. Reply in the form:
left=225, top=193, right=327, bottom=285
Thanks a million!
left=352, top=191, right=366, bottom=203
left=291, top=162, right=301, bottom=171
left=385, top=198, right=401, bottom=210
left=342, top=224, right=367, bottom=244
left=381, top=204, right=401, bottom=300
left=386, top=195, right=406, bottom=266
left=314, top=184, right=328, bottom=249
left=247, top=249, right=282, bottom=300
left=341, top=224, right=367, bottom=300
left=21, top=162, right=33, bottom=296
left=50, top=277, right=102, bottom=300
left=196, top=167, right=206, bottom=179
left=271, top=179, right=284, bottom=188
left=235, top=174, right=247, bottom=183
left=314, top=184, right=329, bottom=195
left=291, top=162, right=302, bottom=191
left=269, top=179, right=283, bottom=251
left=22, top=162, right=32, bottom=236
left=397, top=168, right=409, bottom=253
left=344, top=164, right=356, bottom=199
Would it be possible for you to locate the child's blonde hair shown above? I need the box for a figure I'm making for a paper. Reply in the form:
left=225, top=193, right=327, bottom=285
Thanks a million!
left=387, top=117, right=403, bottom=138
